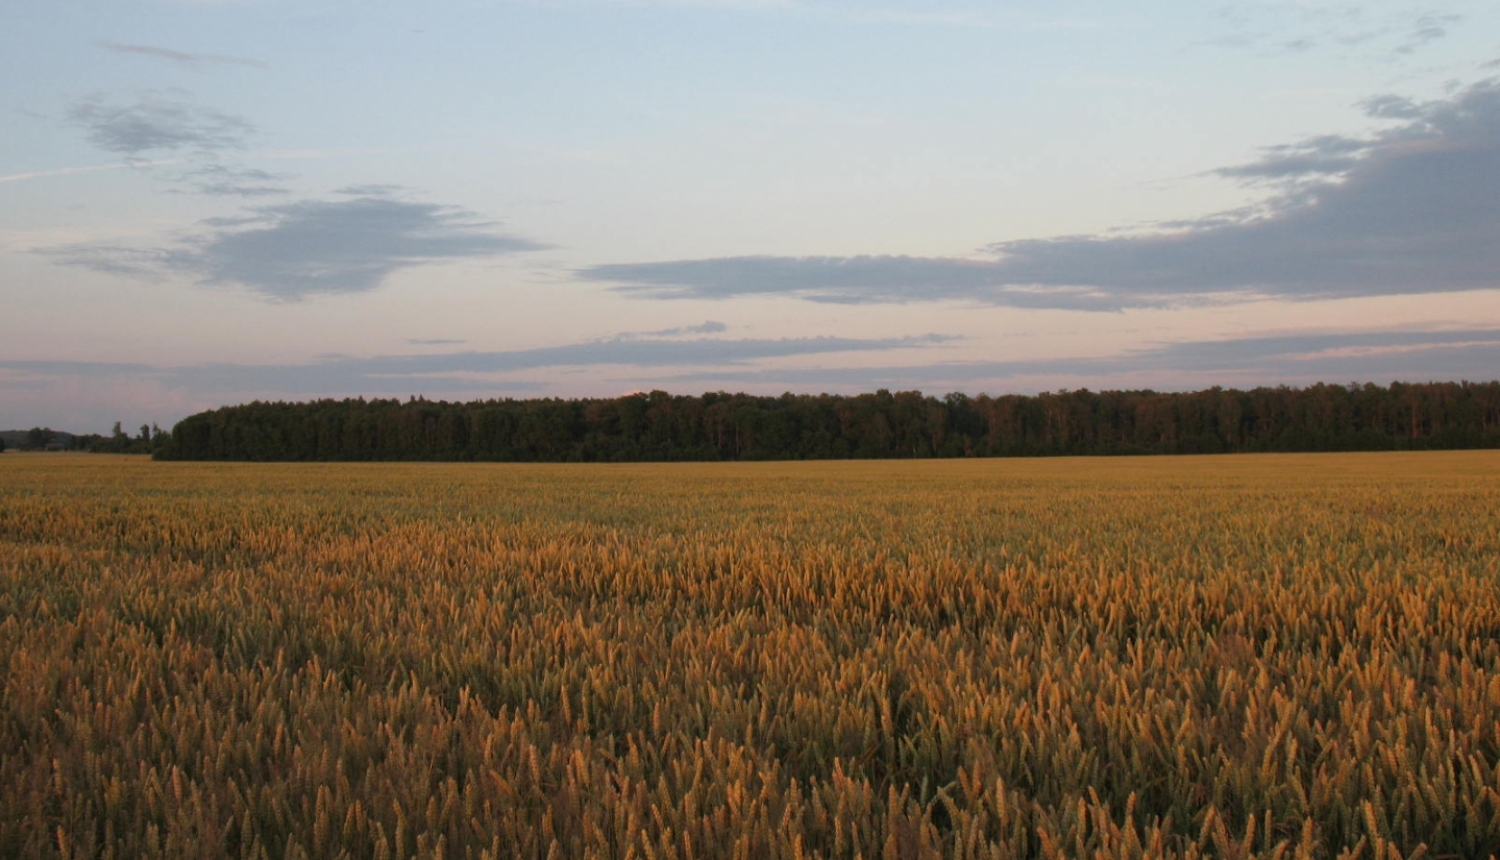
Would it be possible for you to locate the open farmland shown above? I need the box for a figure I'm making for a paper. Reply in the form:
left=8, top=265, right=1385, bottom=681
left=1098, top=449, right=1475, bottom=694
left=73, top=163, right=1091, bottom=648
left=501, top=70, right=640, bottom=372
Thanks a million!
left=3, top=453, right=1499, bottom=859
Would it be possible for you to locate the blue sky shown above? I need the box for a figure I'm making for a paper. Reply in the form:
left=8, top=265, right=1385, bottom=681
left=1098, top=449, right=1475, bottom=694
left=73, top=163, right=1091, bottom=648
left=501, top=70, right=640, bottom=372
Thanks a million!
left=3, top=0, right=1498, bottom=432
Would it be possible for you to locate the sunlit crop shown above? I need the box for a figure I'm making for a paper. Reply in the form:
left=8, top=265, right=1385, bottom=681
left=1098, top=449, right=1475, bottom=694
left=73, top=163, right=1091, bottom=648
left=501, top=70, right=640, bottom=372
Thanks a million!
left=3, top=452, right=1498, bottom=859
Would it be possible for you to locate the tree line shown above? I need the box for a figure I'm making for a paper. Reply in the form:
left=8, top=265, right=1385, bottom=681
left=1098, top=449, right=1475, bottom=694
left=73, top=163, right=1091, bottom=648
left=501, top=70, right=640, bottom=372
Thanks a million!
left=154, top=381, right=1500, bottom=462
left=1, top=424, right=169, bottom=455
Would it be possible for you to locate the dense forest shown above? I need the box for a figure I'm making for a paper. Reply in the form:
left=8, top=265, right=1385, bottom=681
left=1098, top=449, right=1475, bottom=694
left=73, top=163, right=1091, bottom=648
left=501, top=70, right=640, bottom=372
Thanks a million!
left=155, top=381, right=1500, bottom=461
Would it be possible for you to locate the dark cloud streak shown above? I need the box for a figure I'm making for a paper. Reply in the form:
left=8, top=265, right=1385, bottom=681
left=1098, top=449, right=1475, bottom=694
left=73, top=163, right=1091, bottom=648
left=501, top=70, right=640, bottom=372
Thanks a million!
left=46, top=196, right=546, bottom=300
left=585, top=255, right=1132, bottom=309
left=340, top=334, right=952, bottom=376
left=181, top=197, right=545, bottom=299
left=580, top=79, right=1500, bottom=309
left=651, top=329, right=1500, bottom=388
left=94, top=42, right=267, bottom=71
left=629, top=321, right=729, bottom=337
left=1211, top=134, right=1369, bottom=181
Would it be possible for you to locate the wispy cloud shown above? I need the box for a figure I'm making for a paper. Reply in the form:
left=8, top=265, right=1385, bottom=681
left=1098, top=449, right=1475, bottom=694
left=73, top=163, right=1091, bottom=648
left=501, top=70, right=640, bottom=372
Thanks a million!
left=1211, top=134, right=1370, bottom=182
left=67, top=91, right=255, bottom=158
left=650, top=328, right=1500, bottom=389
left=1393, top=12, right=1461, bottom=55
left=61, top=90, right=292, bottom=198
left=0, top=160, right=183, bottom=185
left=617, top=320, right=729, bottom=338
left=0, top=333, right=951, bottom=401
left=44, top=191, right=547, bottom=300
left=1206, top=4, right=1462, bottom=59
left=335, top=184, right=407, bottom=197
left=171, top=164, right=289, bottom=197
left=37, top=244, right=168, bottom=279
left=94, top=41, right=267, bottom=71
left=580, top=78, right=1500, bottom=309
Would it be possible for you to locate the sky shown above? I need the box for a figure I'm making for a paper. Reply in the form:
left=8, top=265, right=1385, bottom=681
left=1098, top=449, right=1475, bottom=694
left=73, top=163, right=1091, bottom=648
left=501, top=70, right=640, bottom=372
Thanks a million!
left=3, top=0, right=1499, bottom=433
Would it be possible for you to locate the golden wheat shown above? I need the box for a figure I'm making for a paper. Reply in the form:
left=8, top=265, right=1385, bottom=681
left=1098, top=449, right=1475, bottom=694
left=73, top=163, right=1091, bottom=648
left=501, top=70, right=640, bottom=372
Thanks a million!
left=2, top=452, right=1498, bottom=859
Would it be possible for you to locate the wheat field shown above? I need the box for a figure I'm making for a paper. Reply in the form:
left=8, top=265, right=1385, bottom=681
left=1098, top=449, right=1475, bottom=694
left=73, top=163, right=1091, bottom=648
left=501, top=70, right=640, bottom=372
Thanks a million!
left=2, top=452, right=1498, bottom=859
